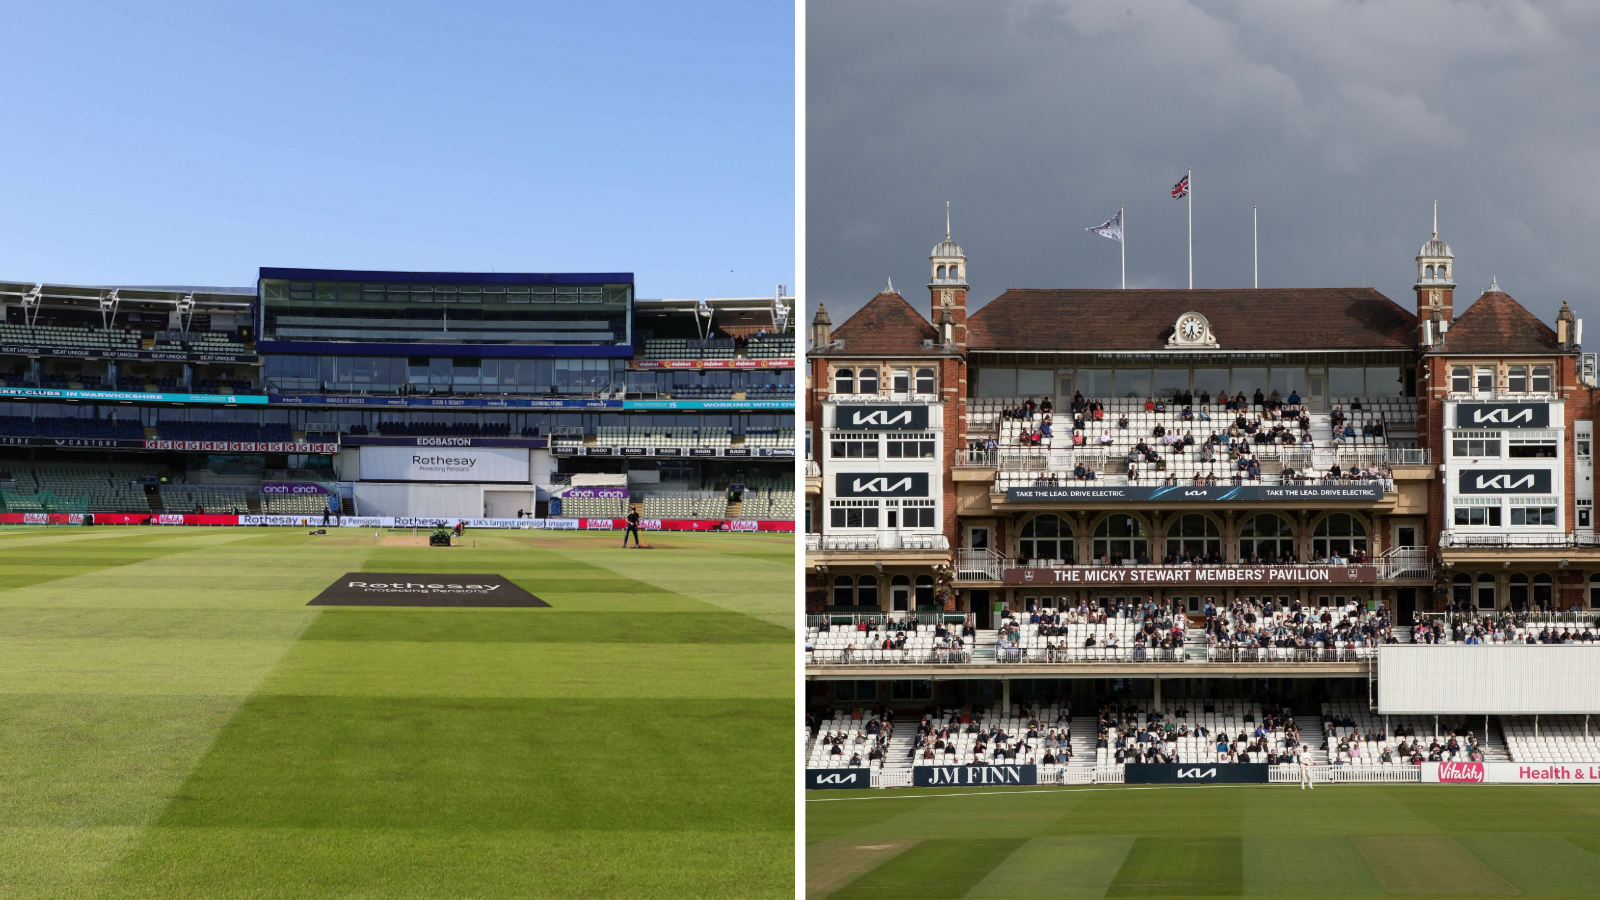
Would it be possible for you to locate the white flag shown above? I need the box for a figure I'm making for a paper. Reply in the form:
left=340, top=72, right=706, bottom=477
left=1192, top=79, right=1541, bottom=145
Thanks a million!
left=1086, top=209, right=1123, bottom=242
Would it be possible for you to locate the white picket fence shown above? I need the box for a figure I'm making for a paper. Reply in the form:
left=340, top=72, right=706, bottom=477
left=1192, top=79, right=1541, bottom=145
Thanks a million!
left=1268, top=764, right=1421, bottom=783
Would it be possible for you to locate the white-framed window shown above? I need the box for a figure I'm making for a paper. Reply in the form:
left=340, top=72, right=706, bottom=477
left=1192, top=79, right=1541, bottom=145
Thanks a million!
left=1510, top=506, right=1558, bottom=526
left=886, top=433, right=937, bottom=458
left=1453, top=496, right=1502, bottom=527
left=885, top=498, right=936, bottom=529
left=1451, top=431, right=1501, bottom=457
left=1532, top=366, right=1552, bottom=392
left=1508, top=366, right=1528, bottom=392
left=1475, top=367, right=1494, bottom=392
left=829, top=433, right=880, bottom=459
left=829, top=499, right=880, bottom=528
left=833, top=368, right=854, bottom=394
left=1508, top=436, right=1558, bottom=459
left=915, top=368, right=936, bottom=394
left=1578, top=499, right=1592, bottom=529
left=891, top=368, right=910, bottom=392
left=857, top=368, right=879, bottom=394
left=1451, top=367, right=1470, bottom=393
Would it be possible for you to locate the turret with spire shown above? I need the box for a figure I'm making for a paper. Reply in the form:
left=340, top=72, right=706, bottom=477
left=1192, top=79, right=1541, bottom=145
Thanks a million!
left=928, top=201, right=968, bottom=349
left=810, top=303, right=832, bottom=351
left=1415, top=201, right=1456, bottom=348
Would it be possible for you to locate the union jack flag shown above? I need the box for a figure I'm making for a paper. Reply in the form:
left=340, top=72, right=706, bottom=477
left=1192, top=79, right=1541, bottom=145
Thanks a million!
left=1171, top=174, right=1189, bottom=199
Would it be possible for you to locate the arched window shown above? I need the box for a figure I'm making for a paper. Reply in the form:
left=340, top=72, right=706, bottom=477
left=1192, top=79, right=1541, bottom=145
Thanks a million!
left=1451, top=367, right=1470, bottom=393
left=1453, top=573, right=1472, bottom=606
left=1477, top=572, right=1496, bottom=610
left=1165, top=514, right=1220, bottom=561
left=915, top=574, right=935, bottom=607
left=1239, top=513, right=1294, bottom=561
left=1589, top=573, right=1600, bottom=609
left=890, top=574, right=911, bottom=611
left=916, top=368, right=936, bottom=394
left=858, top=368, right=879, bottom=394
left=1509, top=573, right=1529, bottom=610
left=1532, top=366, right=1552, bottom=392
left=1533, top=573, right=1553, bottom=610
left=832, top=575, right=854, bottom=606
left=892, top=369, right=911, bottom=392
left=857, top=574, right=879, bottom=608
left=1313, top=513, right=1368, bottom=559
left=834, top=368, right=854, bottom=394
left=936, top=265, right=947, bottom=279
left=1508, top=366, right=1528, bottom=393
left=1093, top=514, right=1147, bottom=563
left=1021, top=514, right=1074, bottom=563
left=950, top=265, right=960, bottom=280
left=1424, top=265, right=1434, bottom=278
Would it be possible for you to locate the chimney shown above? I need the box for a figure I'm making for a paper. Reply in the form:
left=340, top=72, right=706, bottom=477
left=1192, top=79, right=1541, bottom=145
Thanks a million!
left=810, top=303, right=832, bottom=351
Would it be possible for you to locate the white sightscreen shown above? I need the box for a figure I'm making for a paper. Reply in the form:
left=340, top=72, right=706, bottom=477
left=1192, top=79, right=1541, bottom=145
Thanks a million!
left=359, top=447, right=529, bottom=483
left=1378, top=645, right=1600, bottom=715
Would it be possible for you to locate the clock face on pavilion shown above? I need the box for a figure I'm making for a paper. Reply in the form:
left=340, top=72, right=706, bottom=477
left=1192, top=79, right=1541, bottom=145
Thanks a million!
left=1168, top=312, right=1215, bottom=348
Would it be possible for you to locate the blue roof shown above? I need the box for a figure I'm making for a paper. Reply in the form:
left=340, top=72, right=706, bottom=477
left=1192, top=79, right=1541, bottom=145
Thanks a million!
left=258, top=268, right=631, bottom=285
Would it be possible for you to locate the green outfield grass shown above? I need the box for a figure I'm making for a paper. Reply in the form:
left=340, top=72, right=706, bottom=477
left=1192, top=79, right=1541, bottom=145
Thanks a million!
left=806, top=783, right=1600, bottom=899
left=0, top=526, right=793, bottom=899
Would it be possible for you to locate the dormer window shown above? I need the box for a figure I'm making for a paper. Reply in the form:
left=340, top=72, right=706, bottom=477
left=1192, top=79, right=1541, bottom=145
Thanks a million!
left=858, top=368, right=879, bottom=394
left=1532, top=366, right=1552, bottom=392
left=834, top=368, right=854, bottom=394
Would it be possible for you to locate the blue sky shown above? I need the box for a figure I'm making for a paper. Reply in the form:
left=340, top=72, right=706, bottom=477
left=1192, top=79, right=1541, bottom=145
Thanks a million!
left=0, top=2, right=793, bottom=300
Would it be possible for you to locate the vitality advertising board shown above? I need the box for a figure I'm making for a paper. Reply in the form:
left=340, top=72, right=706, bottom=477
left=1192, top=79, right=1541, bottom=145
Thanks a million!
left=1456, top=469, right=1554, bottom=494
left=805, top=768, right=871, bottom=790
left=1123, top=764, right=1270, bottom=784
left=834, top=405, right=930, bottom=431
left=1422, top=762, right=1600, bottom=784
left=1455, top=403, right=1551, bottom=428
left=358, top=446, right=529, bottom=482
left=834, top=472, right=931, bottom=498
left=912, top=765, right=1037, bottom=786
left=1006, top=484, right=1384, bottom=502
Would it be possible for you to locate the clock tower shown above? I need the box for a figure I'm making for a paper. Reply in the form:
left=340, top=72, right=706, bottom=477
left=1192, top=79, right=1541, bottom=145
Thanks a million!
left=1415, top=202, right=1455, bottom=347
left=928, top=202, right=967, bottom=349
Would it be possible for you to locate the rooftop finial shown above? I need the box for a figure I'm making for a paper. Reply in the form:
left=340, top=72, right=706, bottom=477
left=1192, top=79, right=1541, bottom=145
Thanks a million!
left=945, top=201, right=951, bottom=241
left=1433, top=200, right=1438, bottom=239
left=886, top=277, right=895, bottom=294
left=1489, top=275, right=1500, bottom=293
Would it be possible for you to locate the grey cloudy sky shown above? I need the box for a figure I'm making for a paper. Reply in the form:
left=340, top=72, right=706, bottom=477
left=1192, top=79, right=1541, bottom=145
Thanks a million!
left=807, top=0, right=1600, bottom=339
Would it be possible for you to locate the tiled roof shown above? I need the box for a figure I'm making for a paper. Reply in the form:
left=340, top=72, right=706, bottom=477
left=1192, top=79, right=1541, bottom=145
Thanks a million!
left=822, top=290, right=942, bottom=355
left=1437, top=290, right=1560, bottom=354
left=966, top=288, right=1416, bottom=351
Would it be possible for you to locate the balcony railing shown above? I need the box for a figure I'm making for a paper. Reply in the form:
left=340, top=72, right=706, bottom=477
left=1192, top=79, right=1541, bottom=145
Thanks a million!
left=956, top=448, right=996, bottom=467
left=955, top=548, right=1006, bottom=582
left=805, top=532, right=951, bottom=552
left=1440, top=531, right=1600, bottom=549
left=1377, top=547, right=1431, bottom=580
left=805, top=648, right=972, bottom=665
left=805, top=460, right=821, bottom=477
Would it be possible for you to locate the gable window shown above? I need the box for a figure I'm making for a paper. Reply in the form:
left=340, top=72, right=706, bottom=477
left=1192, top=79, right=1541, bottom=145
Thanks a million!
left=1451, top=367, right=1470, bottom=392
left=1532, top=366, right=1552, bottom=392
left=1508, top=366, right=1527, bottom=392
left=834, top=369, right=854, bottom=394
left=916, top=368, right=936, bottom=394
left=858, top=368, right=879, bottom=394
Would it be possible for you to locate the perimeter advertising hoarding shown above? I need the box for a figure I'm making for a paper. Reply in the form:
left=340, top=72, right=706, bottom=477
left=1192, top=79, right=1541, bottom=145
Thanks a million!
left=1005, top=484, right=1384, bottom=502
left=1422, top=762, right=1600, bottom=784
left=1454, top=403, right=1551, bottom=428
left=834, top=472, right=931, bottom=498
left=912, top=765, right=1037, bottom=786
left=805, top=768, right=871, bottom=790
left=1456, top=469, right=1555, bottom=494
left=1004, top=565, right=1375, bottom=585
left=358, top=446, right=530, bottom=483
left=1123, top=764, right=1270, bottom=784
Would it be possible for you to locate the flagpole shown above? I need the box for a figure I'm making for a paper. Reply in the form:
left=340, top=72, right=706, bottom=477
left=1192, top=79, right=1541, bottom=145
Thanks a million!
left=1120, top=205, right=1126, bottom=290
left=1253, top=205, right=1258, bottom=289
left=1187, top=167, right=1193, bottom=289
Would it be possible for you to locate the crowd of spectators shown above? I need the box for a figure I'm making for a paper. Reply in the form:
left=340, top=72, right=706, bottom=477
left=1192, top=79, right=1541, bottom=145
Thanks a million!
left=909, top=703, right=1075, bottom=766
left=1097, top=698, right=1308, bottom=765
left=1200, top=597, right=1395, bottom=660
left=996, top=600, right=1188, bottom=662
left=1410, top=610, right=1600, bottom=645
left=805, top=614, right=974, bottom=664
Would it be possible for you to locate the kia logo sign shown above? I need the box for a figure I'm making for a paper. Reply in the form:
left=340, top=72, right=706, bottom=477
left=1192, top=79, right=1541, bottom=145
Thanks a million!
left=839, top=405, right=928, bottom=431
left=1457, top=469, right=1552, bottom=494
left=1437, top=762, right=1486, bottom=783
left=1457, top=403, right=1549, bottom=428
left=806, top=767, right=872, bottom=790
left=814, top=773, right=858, bottom=785
left=1177, top=767, right=1218, bottom=779
left=834, top=472, right=930, bottom=498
